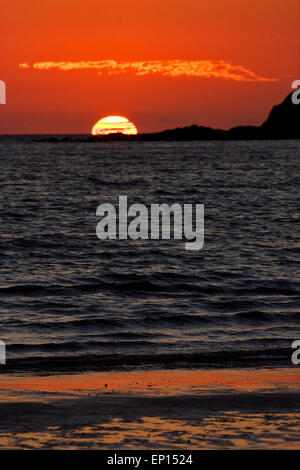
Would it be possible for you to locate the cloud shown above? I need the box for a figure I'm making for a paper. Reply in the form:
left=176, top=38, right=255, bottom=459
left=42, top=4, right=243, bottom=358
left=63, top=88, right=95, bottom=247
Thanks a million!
left=19, top=60, right=278, bottom=82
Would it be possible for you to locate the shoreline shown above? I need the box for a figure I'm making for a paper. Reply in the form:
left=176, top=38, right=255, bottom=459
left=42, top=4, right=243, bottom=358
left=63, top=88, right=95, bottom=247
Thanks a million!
left=0, top=367, right=299, bottom=449
left=0, top=367, right=300, bottom=399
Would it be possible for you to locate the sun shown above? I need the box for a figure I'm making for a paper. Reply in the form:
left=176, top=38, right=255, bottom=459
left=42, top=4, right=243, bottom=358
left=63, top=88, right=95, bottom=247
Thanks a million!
left=91, top=115, right=138, bottom=136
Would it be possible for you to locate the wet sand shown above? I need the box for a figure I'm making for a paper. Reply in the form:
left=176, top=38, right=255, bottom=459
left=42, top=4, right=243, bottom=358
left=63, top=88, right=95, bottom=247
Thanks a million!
left=0, top=368, right=299, bottom=449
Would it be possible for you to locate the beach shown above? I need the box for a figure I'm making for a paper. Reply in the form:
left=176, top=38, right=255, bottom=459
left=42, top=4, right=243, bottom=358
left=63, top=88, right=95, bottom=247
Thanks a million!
left=0, top=367, right=299, bottom=449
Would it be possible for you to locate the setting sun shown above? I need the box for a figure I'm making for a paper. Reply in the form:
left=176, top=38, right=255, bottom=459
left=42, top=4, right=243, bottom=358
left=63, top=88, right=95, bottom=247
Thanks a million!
left=91, top=115, right=138, bottom=136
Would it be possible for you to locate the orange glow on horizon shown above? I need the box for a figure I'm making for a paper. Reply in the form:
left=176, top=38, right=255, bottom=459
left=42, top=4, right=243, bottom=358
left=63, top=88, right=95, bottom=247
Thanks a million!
left=91, top=115, right=138, bottom=136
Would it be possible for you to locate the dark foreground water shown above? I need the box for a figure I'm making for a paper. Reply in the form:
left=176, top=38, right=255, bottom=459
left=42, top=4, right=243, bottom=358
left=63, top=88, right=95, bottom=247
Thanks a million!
left=0, top=137, right=299, bottom=374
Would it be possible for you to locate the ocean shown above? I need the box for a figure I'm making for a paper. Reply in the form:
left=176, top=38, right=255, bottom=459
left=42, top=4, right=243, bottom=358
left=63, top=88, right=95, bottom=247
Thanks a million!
left=0, top=137, right=299, bottom=374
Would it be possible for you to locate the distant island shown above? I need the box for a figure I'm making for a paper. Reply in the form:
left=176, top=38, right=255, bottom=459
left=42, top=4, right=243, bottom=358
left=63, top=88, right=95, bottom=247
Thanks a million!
left=16, top=93, right=298, bottom=143
left=92, top=92, right=299, bottom=141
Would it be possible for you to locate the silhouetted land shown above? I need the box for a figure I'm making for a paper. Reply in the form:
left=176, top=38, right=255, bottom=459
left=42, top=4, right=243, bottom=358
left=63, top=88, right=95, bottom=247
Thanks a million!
left=92, top=92, right=299, bottom=142
left=3, top=93, right=297, bottom=142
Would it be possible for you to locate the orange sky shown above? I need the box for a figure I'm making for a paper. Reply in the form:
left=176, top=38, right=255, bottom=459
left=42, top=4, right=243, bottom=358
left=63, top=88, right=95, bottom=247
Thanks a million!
left=0, top=0, right=299, bottom=133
